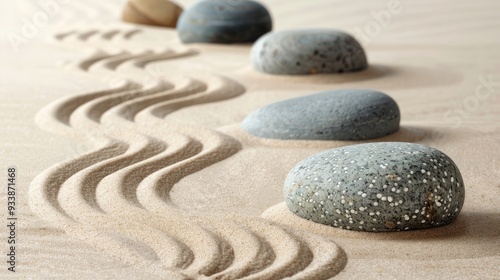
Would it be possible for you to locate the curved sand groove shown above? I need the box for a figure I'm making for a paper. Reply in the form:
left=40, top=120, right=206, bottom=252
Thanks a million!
left=34, top=80, right=136, bottom=135
left=118, top=48, right=197, bottom=70
left=77, top=30, right=100, bottom=41
left=32, top=78, right=244, bottom=277
left=67, top=49, right=128, bottom=72
left=56, top=135, right=204, bottom=273
left=137, top=75, right=245, bottom=120
left=27, top=141, right=181, bottom=275
left=88, top=48, right=192, bottom=74
left=36, top=84, right=234, bottom=275
left=66, top=47, right=195, bottom=80
left=100, top=108, right=268, bottom=277
left=89, top=49, right=154, bottom=71
left=52, top=27, right=143, bottom=43
left=106, top=85, right=344, bottom=278
left=133, top=123, right=345, bottom=278
left=30, top=140, right=127, bottom=220
left=71, top=79, right=172, bottom=125
left=122, top=29, right=143, bottom=40
left=286, top=232, right=346, bottom=280
left=53, top=30, right=76, bottom=41
left=31, top=115, right=211, bottom=278
left=96, top=133, right=202, bottom=207
left=87, top=121, right=237, bottom=275
left=101, top=30, right=121, bottom=40
left=224, top=220, right=311, bottom=280
left=111, top=77, right=208, bottom=121
left=30, top=43, right=346, bottom=279
left=64, top=131, right=237, bottom=276
left=128, top=126, right=340, bottom=278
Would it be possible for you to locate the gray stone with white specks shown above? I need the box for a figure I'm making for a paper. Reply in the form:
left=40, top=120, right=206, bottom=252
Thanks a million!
left=251, top=29, right=367, bottom=75
left=241, top=89, right=400, bottom=141
left=284, top=142, right=465, bottom=232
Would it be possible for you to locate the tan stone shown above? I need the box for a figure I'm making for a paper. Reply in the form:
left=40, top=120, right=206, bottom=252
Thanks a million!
left=122, top=0, right=182, bottom=27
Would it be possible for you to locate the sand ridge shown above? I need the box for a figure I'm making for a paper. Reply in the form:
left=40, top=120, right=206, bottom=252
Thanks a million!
left=29, top=32, right=347, bottom=279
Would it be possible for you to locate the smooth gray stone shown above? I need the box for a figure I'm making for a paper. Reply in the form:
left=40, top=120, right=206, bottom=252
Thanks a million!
left=251, top=29, right=368, bottom=75
left=178, top=0, right=272, bottom=44
left=284, top=142, right=465, bottom=232
left=241, top=89, right=400, bottom=141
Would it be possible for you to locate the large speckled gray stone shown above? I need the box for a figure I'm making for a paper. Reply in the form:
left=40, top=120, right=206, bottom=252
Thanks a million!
left=241, top=89, right=400, bottom=140
left=251, top=29, right=367, bottom=75
left=284, top=142, right=465, bottom=232
left=178, top=0, right=272, bottom=44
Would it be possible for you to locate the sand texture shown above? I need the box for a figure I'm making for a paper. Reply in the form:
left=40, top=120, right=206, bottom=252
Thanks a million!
left=1, top=0, right=499, bottom=279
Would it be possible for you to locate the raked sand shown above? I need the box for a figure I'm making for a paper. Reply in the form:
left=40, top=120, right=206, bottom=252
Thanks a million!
left=1, top=0, right=499, bottom=278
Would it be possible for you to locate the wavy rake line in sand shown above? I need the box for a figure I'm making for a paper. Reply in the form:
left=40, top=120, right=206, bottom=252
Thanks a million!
left=52, top=27, right=142, bottom=43
left=30, top=46, right=346, bottom=279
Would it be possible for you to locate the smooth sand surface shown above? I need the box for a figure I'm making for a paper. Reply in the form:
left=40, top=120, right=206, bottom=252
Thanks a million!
left=1, top=0, right=499, bottom=278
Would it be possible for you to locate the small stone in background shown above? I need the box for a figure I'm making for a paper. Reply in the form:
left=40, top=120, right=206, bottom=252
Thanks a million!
left=177, top=0, right=272, bottom=44
left=122, top=0, right=183, bottom=28
left=252, top=29, right=367, bottom=75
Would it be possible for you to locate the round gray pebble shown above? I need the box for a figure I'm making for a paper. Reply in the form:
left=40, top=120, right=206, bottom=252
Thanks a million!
left=241, top=89, right=400, bottom=141
left=251, top=29, right=368, bottom=75
left=284, top=142, right=465, bottom=232
left=177, top=0, right=272, bottom=44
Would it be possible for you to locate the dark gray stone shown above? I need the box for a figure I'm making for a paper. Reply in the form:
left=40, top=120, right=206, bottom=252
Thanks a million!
left=251, top=29, right=367, bottom=75
left=241, top=89, right=400, bottom=141
left=177, top=0, right=272, bottom=44
left=284, top=142, right=465, bottom=232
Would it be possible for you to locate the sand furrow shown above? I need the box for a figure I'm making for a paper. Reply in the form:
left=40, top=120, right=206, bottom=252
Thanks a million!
left=102, top=91, right=256, bottom=275
left=30, top=38, right=347, bottom=279
left=29, top=139, right=127, bottom=223
left=118, top=48, right=197, bottom=70
left=35, top=75, right=243, bottom=276
left=55, top=135, right=204, bottom=273
left=289, top=232, right=347, bottom=279
left=96, top=133, right=202, bottom=207
left=122, top=76, right=346, bottom=278
left=89, top=50, right=154, bottom=71
left=27, top=140, right=174, bottom=271
left=91, top=131, right=233, bottom=274
left=53, top=31, right=77, bottom=41
left=135, top=75, right=245, bottom=121
left=127, top=131, right=240, bottom=275
left=233, top=220, right=312, bottom=280
left=52, top=27, right=144, bottom=44
left=58, top=135, right=166, bottom=212
left=122, top=29, right=143, bottom=40
left=68, top=49, right=128, bottom=72
left=77, top=30, right=100, bottom=41
left=70, top=80, right=171, bottom=126
left=100, top=30, right=121, bottom=40
left=203, top=222, right=276, bottom=279
left=34, top=80, right=135, bottom=135
left=110, top=77, right=207, bottom=121
left=129, top=125, right=334, bottom=278
left=67, top=47, right=190, bottom=74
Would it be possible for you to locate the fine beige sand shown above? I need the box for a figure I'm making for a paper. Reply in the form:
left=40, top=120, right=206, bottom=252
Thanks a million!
left=1, top=0, right=499, bottom=278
